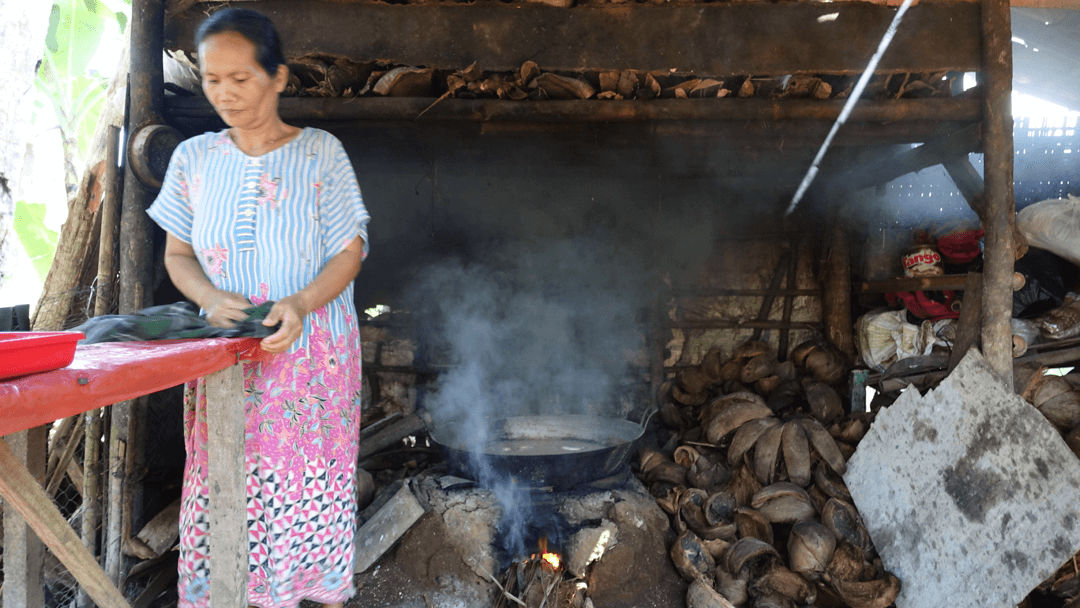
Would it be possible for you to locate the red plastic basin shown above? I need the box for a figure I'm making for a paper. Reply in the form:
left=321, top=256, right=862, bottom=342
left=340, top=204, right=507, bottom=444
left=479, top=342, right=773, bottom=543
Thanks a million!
left=0, top=332, right=85, bottom=380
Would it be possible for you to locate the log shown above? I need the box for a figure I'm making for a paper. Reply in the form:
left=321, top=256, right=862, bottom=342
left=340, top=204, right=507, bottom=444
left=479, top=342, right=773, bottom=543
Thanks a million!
left=357, top=413, right=427, bottom=461
left=750, top=249, right=792, bottom=341
left=353, top=482, right=426, bottom=574
left=78, top=409, right=104, bottom=608
left=131, top=498, right=181, bottom=560
left=948, top=273, right=983, bottom=372
left=859, top=274, right=971, bottom=293
left=94, top=125, right=122, bottom=317
left=980, top=0, right=1015, bottom=388
left=778, top=243, right=801, bottom=359
left=0, top=435, right=129, bottom=608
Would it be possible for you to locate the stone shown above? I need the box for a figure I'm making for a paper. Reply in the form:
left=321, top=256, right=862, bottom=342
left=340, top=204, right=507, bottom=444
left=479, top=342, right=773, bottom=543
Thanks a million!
left=844, top=350, right=1080, bottom=608
left=380, top=338, right=416, bottom=367
left=564, top=520, right=619, bottom=578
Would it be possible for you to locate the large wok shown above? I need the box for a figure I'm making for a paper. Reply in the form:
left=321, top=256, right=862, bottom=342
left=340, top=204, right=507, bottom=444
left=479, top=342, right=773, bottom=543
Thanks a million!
left=429, top=410, right=655, bottom=491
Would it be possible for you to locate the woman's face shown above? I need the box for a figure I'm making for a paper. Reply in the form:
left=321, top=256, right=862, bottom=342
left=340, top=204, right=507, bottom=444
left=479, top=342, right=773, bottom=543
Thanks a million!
left=198, top=31, right=287, bottom=129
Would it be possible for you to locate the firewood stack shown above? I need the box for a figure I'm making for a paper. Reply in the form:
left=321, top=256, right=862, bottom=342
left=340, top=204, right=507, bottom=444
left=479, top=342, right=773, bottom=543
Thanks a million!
left=641, top=338, right=901, bottom=608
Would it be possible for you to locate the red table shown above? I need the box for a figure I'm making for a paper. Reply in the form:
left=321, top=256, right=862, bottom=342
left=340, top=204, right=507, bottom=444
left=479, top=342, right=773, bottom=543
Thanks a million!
left=1, top=338, right=263, bottom=608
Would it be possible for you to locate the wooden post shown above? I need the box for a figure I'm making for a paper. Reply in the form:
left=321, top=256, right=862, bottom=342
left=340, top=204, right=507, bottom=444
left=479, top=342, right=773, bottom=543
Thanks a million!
left=95, top=125, right=122, bottom=318
left=949, top=272, right=984, bottom=371
left=823, top=221, right=854, bottom=357
left=107, top=0, right=164, bottom=585
left=205, top=363, right=248, bottom=608
left=0, top=435, right=130, bottom=608
left=979, top=0, right=1015, bottom=388
left=2, top=428, right=46, bottom=608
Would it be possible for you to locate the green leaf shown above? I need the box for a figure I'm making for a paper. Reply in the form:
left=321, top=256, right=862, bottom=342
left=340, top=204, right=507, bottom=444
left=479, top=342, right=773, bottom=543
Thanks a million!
left=115, top=11, right=127, bottom=33
left=46, top=0, right=108, bottom=84
left=13, top=201, right=59, bottom=281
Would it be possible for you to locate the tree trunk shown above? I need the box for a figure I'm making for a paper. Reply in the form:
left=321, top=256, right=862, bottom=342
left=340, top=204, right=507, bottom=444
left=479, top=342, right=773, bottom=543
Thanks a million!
left=0, top=1, right=52, bottom=293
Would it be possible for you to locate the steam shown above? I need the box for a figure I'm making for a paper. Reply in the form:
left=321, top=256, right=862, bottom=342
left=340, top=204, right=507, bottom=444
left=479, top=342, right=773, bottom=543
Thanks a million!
left=410, top=235, right=655, bottom=559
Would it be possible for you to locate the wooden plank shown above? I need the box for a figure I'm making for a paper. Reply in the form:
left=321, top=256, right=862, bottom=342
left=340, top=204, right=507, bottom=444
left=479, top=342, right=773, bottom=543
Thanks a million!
left=980, top=0, right=1016, bottom=389
left=943, top=155, right=987, bottom=219
left=46, top=415, right=85, bottom=497
left=0, top=434, right=130, bottom=608
left=205, top=364, right=247, bottom=608
left=353, top=483, right=426, bottom=574
left=3, top=428, right=46, bottom=608
left=859, top=274, right=972, bottom=293
left=167, top=3, right=981, bottom=75
left=666, top=320, right=821, bottom=330
left=165, top=96, right=984, bottom=124
left=357, top=413, right=426, bottom=461
left=823, top=222, right=855, bottom=357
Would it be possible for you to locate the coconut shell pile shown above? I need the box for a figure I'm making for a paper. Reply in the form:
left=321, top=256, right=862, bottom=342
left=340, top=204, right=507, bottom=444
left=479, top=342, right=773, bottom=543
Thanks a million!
left=262, top=55, right=957, bottom=102
left=642, top=338, right=901, bottom=608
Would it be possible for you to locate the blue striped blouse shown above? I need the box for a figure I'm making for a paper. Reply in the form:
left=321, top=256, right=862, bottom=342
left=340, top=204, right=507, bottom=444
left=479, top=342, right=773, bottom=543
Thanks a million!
left=147, top=127, right=371, bottom=351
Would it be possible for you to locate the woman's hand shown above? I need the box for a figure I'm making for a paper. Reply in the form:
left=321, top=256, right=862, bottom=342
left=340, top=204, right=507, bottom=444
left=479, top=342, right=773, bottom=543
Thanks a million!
left=202, top=289, right=252, bottom=328
left=259, top=293, right=310, bottom=353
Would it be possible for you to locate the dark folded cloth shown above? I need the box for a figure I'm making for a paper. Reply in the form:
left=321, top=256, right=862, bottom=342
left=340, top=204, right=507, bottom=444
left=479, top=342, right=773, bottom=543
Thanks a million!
left=75, top=301, right=279, bottom=344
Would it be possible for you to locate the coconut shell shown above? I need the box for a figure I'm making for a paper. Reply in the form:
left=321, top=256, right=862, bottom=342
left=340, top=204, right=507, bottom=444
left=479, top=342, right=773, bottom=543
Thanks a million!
left=702, top=537, right=732, bottom=561
left=752, top=421, right=786, bottom=485
left=752, top=593, right=794, bottom=608
left=705, top=490, right=739, bottom=526
left=807, top=484, right=830, bottom=513
left=831, top=574, right=901, bottom=608
left=751, top=482, right=817, bottom=523
left=821, top=499, right=872, bottom=557
left=704, top=396, right=774, bottom=445
left=788, top=520, right=837, bottom=578
left=729, top=417, right=781, bottom=467
left=1033, top=376, right=1074, bottom=407
left=681, top=488, right=713, bottom=535
left=798, top=418, right=847, bottom=475
left=805, top=348, right=847, bottom=385
left=646, top=460, right=689, bottom=487
left=675, top=445, right=702, bottom=469
left=1038, top=391, right=1080, bottom=429
left=814, top=462, right=852, bottom=502
left=687, top=578, right=738, bottom=608
left=680, top=366, right=715, bottom=396
left=836, top=417, right=869, bottom=444
left=660, top=401, right=688, bottom=430
left=741, top=354, right=778, bottom=384
left=656, top=488, right=682, bottom=516
left=754, top=566, right=816, bottom=605
left=726, top=537, right=779, bottom=578
left=671, top=530, right=716, bottom=582
left=756, top=375, right=782, bottom=396
left=719, top=360, right=744, bottom=383
left=804, top=381, right=844, bottom=425
left=781, top=421, right=813, bottom=487
left=689, top=459, right=733, bottom=494
left=826, top=540, right=867, bottom=583
left=673, top=382, right=709, bottom=407
left=714, top=568, right=748, bottom=606
left=791, top=340, right=819, bottom=367
left=702, top=348, right=726, bottom=381
left=734, top=507, right=773, bottom=544
left=725, top=464, right=763, bottom=507
left=639, top=449, right=665, bottom=474
left=734, top=340, right=771, bottom=361
left=1066, top=426, right=1080, bottom=459
left=766, top=380, right=803, bottom=414
left=775, top=360, right=798, bottom=381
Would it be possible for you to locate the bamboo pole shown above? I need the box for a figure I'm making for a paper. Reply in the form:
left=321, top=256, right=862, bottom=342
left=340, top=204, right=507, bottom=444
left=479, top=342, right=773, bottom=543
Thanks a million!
left=78, top=409, right=104, bottom=608
left=823, top=221, right=854, bottom=357
left=979, top=0, right=1015, bottom=388
left=95, top=125, right=122, bottom=317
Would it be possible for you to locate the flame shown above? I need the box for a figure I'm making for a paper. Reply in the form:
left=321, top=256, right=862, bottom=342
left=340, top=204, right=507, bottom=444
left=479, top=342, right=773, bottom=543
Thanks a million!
left=541, top=552, right=561, bottom=570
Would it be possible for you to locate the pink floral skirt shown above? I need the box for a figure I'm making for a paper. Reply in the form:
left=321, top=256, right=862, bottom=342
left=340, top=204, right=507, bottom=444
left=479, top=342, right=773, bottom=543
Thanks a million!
left=177, top=328, right=362, bottom=608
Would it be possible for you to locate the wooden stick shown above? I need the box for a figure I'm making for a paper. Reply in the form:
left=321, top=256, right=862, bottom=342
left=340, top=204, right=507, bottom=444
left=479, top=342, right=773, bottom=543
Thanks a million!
left=95, top=124, right=122, bottom=317
left=750, top=249, right=791, bottom=341
left=205, top=364, right=248, bottom=608
left=46, top=415, right=85, bottom=496
left=778, top=239, right=800, bottom=359
left=65, top=456, right=85, bottom=497
left=948, top=273, right=983, bottom=372
left=46, top=416, right=78, bottom=478
left=482, top=567, right=527, bottom=607
left=78, top=409, right=104, bottom=608
left=823, top=221, right=854, bottom=356
left=0, top=436, right=130, bottom=608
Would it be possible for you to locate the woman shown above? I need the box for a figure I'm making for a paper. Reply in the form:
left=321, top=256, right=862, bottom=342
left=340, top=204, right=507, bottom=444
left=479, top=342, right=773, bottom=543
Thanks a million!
left=147, top=8, right=370, bottom=608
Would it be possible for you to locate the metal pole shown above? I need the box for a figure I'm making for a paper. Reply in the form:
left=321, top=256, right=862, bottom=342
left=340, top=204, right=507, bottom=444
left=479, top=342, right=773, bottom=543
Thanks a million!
left=979, top=0, right=1015, bottom=388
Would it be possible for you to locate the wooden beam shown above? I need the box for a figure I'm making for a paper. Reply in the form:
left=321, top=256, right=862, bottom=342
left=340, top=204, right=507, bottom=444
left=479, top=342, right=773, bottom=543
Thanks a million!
left=948, top=273, right=984, bottom=371
left=859, top=274, right=972, bottom=293
left=166, top=96, right=984, bottom=125
left=943, top=155, right=987, bottom=219
left=980, top=0, right=1016, bottom=388
left=0, top=435, right=130, bottom=608
left=167, top=2, right=981, bottom=75
left=205, top=364, right=248, bottom=608
left=3, top=428, right=46, bottom=608
left=823, top=222, right=855, bottom=357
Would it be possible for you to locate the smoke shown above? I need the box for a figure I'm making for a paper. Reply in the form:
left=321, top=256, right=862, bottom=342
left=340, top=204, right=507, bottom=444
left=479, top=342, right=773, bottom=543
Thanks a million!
left=410, top=234, right=658, bottom=559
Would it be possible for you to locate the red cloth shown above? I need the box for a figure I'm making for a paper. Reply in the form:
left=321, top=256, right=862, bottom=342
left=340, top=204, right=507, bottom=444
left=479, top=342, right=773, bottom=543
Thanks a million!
left=0, top=338, right=264, bottom=436
left=937, top=229, right=984, bottom=264
left=885, top=290, right=961, bottom=321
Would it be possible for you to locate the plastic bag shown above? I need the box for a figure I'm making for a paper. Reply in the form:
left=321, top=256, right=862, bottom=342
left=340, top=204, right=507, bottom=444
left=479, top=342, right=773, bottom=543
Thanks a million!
left=1013, top=247, right=1077, bottom=318
left=1016, top=195, right=1080, bottom=268
left=855, top=310, right=950, bottom=371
